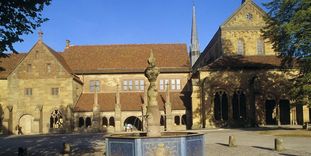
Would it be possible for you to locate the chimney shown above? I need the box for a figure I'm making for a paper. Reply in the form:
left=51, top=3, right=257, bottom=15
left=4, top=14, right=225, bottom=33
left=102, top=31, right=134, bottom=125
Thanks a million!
left=66, top=40, right=70, bottom=48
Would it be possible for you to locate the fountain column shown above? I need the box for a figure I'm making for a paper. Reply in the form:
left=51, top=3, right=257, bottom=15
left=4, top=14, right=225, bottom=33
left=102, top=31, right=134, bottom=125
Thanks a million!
left=144, top=51, right=161, bottom=137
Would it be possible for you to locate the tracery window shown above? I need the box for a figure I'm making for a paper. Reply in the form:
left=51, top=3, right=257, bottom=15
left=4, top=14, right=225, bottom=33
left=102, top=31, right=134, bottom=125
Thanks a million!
left=214, top=91, right=228, bottom=121
left=232, top=90, right=246, bottom=120
left=50, top=110, right=63, bottom=128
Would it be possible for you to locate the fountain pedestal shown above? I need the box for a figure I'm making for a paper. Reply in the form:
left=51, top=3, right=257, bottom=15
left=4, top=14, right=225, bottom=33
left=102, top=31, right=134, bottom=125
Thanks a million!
left=105, top=52, right=204, bottom=156
left=106, top=132, right=204, bottom=156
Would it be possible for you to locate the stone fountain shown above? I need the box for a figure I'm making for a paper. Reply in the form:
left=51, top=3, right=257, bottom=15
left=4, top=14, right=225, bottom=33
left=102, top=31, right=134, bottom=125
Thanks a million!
left=105, top=52, right=204, bottom=156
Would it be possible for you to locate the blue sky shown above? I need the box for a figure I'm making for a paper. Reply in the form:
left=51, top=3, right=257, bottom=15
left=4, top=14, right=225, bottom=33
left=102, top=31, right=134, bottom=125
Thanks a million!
left=12, top=0, right=269, bottom=53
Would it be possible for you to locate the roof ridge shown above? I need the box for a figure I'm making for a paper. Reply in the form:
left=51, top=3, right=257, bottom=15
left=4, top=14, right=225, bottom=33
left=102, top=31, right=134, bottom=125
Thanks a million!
left=68, top=43, right=187, bottom=47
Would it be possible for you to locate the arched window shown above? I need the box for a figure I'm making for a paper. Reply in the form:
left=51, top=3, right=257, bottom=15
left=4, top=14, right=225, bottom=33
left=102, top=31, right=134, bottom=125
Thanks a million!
left=237, top=39, right=244, bottom=55
left=181, top=114, right=187, bottom=125
left=102, top=117, right=108, bottom=127
left=85, top=117, right=92, bottom=128
left=232, top=90, right=247, bottom=120
left=174, top=116, right=180, bottom=125
left=109, top=117, right=115, bottom=127
left=214, top=91, right=228, bottom=121
left=257, top=39, right=265, bottom=55
left=50, top=110, right=63, bottom=129
left=78, top=117, right=85, bottom=128
left=160, top=115, right=165, bottom=126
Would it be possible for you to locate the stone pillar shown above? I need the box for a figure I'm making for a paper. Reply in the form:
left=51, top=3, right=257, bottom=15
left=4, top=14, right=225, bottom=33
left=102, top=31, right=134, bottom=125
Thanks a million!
left=142, top=82, right=148, bottom=132
left=165, top=84, right=173, bottom=131
left=7, top=105, right=13, bottom=134
left=114, top=84, right=122, bottom=132
left=276, top=98, right=281, bottom=126
left=145, top=51, right=161, bottom=137
left=228, top=95, right=233, bottom=126
left=34, top=105, right=43, bottom=134
left=92, top=86, right=101, bottom=131
left=255, top=95, right=264, bottom=125
left=66, top=105, right=73, bottom=132
left=191, top=79, right=201, bottom=129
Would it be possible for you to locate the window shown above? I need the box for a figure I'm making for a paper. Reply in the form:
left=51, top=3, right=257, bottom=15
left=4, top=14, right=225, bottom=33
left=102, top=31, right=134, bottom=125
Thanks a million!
left=46, top=63, right=51, bottom=73
left=128, top=80, right=133, bottom=91
left=257, top=39, right=265, bottom=55
left=174, top=116, right=180, bottom=125
left=159, top=79, right=169, bottom=91
left=27, top=64, right=32, bottom=72
left=25, top=88, right=32, bottom=96
left=51, top=88, right=59, bottom=96
left=237, top=39, right=244, bottom=55
left=90, top=80, right=100, bottom=92
left=159, top=79, right=181, bottom=91
left=139, top=80, right=144, bottom=91
left=122, top=79, right=144, bottom=91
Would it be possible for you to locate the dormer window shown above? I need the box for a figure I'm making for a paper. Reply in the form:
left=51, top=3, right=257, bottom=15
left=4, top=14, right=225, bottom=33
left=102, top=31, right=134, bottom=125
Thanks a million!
left=237, top=39, right=244, bottom=55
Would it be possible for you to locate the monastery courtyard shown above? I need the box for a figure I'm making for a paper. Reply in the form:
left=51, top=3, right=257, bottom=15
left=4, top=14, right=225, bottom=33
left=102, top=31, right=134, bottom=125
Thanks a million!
left=0, top=127, right=310, bottom=156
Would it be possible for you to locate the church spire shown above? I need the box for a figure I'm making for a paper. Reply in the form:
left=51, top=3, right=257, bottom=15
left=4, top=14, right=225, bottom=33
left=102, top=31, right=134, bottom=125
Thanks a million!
left=190, top=3, right=200, bottom=67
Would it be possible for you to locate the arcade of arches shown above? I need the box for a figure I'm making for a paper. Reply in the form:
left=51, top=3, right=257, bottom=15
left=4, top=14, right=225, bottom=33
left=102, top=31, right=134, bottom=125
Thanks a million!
left=194, top=70, right=311, bottom=128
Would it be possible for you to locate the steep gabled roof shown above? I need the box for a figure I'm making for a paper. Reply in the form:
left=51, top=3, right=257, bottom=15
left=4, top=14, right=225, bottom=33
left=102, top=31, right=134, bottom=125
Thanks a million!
left=61, top=44, right=190, bottom=74
left=221, top=1, right=267, bottom=27
left=0, top=54, right=26, bottom=79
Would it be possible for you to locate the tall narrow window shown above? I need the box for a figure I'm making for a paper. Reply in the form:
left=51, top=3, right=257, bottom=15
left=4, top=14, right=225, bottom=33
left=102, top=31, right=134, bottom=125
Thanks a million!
left=134, top=80, right=139, bottom=91
left=159, top=80, right=164, bottom=91
left=90, top=80, right=100, bottom=92
left=25, top=88, right=32, bottom=96
left=27, top=64, right=32, bottom=72
left=46, top=63, right=51, bottom=73
left=176, top=79, right=181, bottom=90
left=123, top=80, right=128, bottom=91
left=128, top=80, right=133, bottom=91
left=257, top=39, right=265, bottom=55
left=171, top=79, right=176, bottom=90
left=237, top=39, right=244, bottom=55
left=139, top=80, right=144, bottom=91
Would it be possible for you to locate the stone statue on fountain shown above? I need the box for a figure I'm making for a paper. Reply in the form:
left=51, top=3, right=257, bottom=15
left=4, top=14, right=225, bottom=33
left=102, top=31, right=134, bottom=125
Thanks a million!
left=144, top=51, right=161, bottom=137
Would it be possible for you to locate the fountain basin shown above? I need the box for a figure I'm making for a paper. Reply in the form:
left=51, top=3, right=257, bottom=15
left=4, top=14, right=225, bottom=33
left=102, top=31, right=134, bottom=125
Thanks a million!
left=105, top=132, right=204, bottom=156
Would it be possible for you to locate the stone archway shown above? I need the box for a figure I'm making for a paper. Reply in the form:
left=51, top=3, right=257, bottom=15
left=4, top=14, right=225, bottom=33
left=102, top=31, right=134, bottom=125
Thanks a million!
left=265, top=100, right=277, bottom=125
left=124, top=116, right=142, bottom=131
left=279, top=99, right=290, bottom=125
left=19, top=114, right=34, bottom=134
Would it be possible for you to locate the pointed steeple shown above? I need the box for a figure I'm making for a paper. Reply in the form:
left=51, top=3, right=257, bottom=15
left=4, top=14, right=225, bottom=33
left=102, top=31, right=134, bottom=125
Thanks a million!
left=190, top=3, right=200, bottom=67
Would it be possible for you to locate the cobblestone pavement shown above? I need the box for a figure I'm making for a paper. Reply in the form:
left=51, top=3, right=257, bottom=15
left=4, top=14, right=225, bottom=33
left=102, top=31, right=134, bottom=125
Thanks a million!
left=0, top=129, right=310, bottom=156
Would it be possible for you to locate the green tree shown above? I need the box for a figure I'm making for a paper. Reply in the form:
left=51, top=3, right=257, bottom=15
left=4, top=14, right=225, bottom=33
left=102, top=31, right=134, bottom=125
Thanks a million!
left=262, top=0, right=311, bottom=106
left=0, top=0, right=51, bottom=53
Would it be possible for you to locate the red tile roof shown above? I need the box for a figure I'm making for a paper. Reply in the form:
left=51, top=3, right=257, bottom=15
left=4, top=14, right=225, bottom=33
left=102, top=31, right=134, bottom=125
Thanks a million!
left=0, top=54, right=26, bottom=79
left=74, top=92, right=190, bottom=112
left=199, top=55, right=285, bottom=70
left=61, top=44, right=190, bottom=73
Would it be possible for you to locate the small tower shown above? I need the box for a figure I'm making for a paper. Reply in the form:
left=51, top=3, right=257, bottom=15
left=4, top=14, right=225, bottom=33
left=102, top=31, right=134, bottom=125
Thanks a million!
left=190, top=3, right=200, bottom=67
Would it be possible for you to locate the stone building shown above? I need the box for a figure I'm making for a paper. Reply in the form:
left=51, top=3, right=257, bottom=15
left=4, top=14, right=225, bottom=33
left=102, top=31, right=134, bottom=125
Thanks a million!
left=0, top=39, right=191, bottom=134
left=191, top=0, right=310, bottom=128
